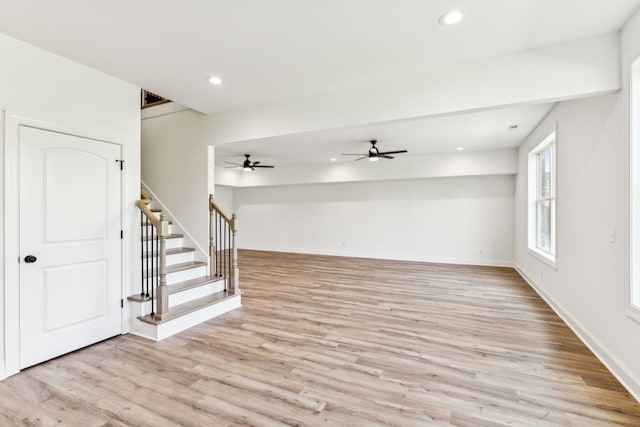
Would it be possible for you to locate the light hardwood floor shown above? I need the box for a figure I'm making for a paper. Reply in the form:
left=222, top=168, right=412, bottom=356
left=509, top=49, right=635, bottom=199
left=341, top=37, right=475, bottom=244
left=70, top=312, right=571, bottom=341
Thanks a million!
left=1, top=250, right=640, bottom=426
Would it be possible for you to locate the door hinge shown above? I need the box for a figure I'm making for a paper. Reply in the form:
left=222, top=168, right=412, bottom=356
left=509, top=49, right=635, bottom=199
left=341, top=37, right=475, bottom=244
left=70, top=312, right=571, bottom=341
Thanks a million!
left=116, top=159, right=125, bottom=170
left=121, top=299, right=124, bottom=308
left=120, top=230, right=124, bottom=239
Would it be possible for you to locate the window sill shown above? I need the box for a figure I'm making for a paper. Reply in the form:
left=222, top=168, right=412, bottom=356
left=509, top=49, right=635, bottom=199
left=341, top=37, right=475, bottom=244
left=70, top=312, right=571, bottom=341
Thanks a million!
left=528, top=247, right=557, bottom=270
left=626, top=306, right=640, bottom=326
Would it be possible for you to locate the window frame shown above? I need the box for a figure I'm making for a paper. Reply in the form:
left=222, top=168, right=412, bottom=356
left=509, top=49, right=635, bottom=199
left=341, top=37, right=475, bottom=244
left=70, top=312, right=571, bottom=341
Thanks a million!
left=527, top=130, right=557, bottom=268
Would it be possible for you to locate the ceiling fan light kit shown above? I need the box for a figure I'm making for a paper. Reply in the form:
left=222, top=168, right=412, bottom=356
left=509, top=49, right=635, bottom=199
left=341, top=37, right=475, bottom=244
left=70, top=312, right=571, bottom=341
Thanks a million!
left=224, top=154, right=275, bottom=171
left=342, top=140, right=408, bottom=162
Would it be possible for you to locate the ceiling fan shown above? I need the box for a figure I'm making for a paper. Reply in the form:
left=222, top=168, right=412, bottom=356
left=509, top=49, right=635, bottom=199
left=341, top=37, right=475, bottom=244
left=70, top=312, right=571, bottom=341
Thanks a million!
left=342, top=140, right=408, bottom=162
left=224, top=154, right=275, bottom=171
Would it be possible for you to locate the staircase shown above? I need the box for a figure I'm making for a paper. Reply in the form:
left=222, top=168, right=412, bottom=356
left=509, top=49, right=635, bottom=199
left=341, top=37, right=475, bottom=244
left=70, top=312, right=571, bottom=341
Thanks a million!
left=128, top=190, right=241, bottom=341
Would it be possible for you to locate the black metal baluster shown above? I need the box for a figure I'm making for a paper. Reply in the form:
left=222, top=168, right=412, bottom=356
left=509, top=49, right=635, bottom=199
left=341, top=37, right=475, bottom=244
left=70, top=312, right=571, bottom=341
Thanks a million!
left=226, top=221, right=230, bottom=291
left=217, top=213, right=221, bottom=276
left=145, top=220, right=150, bottom=298
left=140, top=211, right=144, bottom=297
left=150, top=228, right=156, bottom=316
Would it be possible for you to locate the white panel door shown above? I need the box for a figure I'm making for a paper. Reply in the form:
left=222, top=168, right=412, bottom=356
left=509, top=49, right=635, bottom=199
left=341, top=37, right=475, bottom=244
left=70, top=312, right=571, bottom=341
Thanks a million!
left=19, top=126, right=122, bottom=369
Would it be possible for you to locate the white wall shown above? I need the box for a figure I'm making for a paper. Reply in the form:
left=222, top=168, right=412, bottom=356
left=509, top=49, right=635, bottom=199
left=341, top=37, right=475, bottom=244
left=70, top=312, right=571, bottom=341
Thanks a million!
left=234, top=175, right=514, bottom=266
left=513, top=92, right=640, bottom=398
left=213, top=185, right=234, bottom=215
left=141, top=109, right=210, bottom=254
left=0, top=33, right=140, bottom=378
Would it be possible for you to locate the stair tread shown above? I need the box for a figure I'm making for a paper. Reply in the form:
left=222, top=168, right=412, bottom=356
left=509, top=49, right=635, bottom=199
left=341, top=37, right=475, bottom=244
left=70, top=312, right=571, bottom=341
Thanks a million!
left=142, top=220, right=173, bottom=225
left=143, top=260, right=207, bottom=278
left=143, top=247, right=195, bottom=258
left=168, top=260, right=206, bottom=272
left=168, top=275, right=226, bottom=295
left=128, top=274, right=223, bottom=299
left=137, top=289, right=241, bottom=325
left=143, top=233, right=183, bottom=241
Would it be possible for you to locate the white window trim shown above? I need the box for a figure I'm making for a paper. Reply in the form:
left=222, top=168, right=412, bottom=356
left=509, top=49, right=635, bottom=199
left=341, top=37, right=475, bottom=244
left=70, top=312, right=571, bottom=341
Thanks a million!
left=527, top=130, right=557, bottom=269
left=630, top=55, right=640, bottom=315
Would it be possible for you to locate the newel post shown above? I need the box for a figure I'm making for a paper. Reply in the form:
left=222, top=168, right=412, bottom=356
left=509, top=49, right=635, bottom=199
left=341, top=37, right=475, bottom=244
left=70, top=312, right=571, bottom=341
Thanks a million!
left=209, top=194, right=216, bottom=277
left=231, top=213, right=240, bottom=293
left=156, top=213, right=169, bottom=320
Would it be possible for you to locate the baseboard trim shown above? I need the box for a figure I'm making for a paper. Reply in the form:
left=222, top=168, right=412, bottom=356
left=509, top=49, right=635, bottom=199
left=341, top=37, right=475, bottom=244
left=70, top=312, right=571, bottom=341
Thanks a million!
left=514, top=263, right=640, bottom=403
left=238, top=245, right=513, bottom=268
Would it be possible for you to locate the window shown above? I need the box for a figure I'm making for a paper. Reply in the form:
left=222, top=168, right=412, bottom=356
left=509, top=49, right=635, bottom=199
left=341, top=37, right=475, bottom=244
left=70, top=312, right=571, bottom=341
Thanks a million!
left=528, top=130, right=556, bottom=266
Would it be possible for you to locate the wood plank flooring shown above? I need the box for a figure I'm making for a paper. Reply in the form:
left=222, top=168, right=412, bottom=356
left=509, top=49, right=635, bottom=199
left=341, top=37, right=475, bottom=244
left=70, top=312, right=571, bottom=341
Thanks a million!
left=2, top=250, right=640, bottom=426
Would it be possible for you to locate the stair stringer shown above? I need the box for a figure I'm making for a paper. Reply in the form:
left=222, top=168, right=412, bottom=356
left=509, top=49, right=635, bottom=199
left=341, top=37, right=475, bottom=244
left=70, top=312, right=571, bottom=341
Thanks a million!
left=140, top=181, right=208, bottom=264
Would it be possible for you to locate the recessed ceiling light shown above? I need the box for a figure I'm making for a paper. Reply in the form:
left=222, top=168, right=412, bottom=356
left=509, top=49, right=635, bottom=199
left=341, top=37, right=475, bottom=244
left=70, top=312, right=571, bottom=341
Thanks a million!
left=330, top=158, right=337, bottom=162
left=206, top=75, right=223, bottom=85
left=456, top=147, right=464, bottom=151
left=439, top=9, right=465, bottom=26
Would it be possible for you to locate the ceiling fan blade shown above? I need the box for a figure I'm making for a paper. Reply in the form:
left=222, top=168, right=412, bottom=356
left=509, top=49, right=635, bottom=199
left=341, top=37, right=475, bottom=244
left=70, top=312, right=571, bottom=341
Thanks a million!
left=379, top=155, right=394, bottom=159
left=342, top=153, right=364, bottom=156
left=253, top=161, right=261, bottom=165
left=378, top=150, right=407, bottom=155
left=224, top=165, right=241, bottom=169
left=253, top=165, right=275, bottom=168
left=224, top=161, right=242, bottom=166
left=354, top=156, right=369, bottom=161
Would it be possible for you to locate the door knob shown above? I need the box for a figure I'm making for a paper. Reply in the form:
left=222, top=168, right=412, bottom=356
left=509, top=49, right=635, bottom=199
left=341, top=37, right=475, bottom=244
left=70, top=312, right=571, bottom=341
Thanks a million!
left=24, top=255, right=37, bottom=263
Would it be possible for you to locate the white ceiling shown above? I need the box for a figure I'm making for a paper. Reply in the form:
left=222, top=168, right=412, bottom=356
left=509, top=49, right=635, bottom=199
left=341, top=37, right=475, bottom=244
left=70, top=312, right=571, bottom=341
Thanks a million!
left=0, top=0, right=637, bottom=115
left=215, top=103, right=555, bottom=166
left=0, top=1, right=637, bottom=167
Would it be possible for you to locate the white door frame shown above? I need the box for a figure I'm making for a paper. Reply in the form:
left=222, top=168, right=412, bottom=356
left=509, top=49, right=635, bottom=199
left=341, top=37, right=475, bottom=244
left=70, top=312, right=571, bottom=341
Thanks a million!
left=3, top=112, right=127, bottom=378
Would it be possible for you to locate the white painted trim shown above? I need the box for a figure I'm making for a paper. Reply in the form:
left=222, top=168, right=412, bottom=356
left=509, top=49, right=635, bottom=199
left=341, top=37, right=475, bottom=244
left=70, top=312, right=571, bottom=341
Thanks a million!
left=3, top=112, right=127, bottom=379
left=629, top=54, right=640, bottom=313
left=239, top=244, right=514, bottom=268
left=514, top=263, right=640, bottom=403
left=626, top=307, right=640, bottom=326
left=140, top=180, right=208, bottom=260
left=4, top=112, right=21, bottom=379
left=527, top=247, right=557, bottom=269
left=141, top=102, right=188, bottom=120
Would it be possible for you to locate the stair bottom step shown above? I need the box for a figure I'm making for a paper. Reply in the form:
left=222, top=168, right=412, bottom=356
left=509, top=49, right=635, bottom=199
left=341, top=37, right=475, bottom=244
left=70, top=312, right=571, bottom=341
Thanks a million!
left=138, top=289, right=241, bottom=325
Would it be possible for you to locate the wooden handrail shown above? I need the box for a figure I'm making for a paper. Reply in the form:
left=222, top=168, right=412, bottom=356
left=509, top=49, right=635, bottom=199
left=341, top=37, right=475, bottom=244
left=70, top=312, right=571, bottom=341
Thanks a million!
left=209, top=198, right=233, bottom=228
left=136, top=200, right=160, bottom=229
left=140, top=189, right=151, bottom=204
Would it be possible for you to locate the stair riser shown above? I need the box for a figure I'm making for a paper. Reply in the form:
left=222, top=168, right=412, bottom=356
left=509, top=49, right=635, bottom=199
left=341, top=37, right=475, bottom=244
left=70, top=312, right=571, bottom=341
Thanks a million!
left=141, top=237, right=183, bottom=250
left=165, top=237, right=183, bottom=250
left=165, top=266, right=208, bottom=285
left=169, top=280, right=227, bottom=308
left=143, top=251, right=194, bottom=265
left=142, top=223, right=173, bottom=234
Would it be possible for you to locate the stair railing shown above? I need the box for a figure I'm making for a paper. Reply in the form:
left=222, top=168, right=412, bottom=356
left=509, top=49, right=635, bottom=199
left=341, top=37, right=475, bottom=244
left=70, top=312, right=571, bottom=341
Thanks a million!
left=136, top=200, right=170, bottom=320
left=209, top=194, right=240, bottom=293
